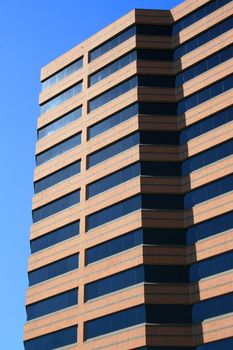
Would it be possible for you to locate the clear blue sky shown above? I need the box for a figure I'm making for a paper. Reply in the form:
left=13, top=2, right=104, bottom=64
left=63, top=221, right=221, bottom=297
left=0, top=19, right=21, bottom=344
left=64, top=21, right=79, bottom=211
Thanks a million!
left=0, top=0, right=182, bottom=348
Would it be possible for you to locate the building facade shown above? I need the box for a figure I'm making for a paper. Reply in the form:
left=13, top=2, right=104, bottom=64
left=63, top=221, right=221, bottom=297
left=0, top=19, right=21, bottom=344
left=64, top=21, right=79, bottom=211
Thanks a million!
left=24, top=0, right=233, bottom=349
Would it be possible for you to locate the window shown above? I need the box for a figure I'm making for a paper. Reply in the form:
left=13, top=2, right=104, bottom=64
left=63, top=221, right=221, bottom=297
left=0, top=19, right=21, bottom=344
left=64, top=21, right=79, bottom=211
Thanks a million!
left=30, top=221, right=79, bottom=254
left=172, top=0, right=231, bottom=34
left=89, top=26, right=136, bottom=61
left=36, top=133, right=81, bottom=166
left=28, top=254, right=79, bottom=286
left=86, top=194, right=183, bottom=231
left=86, top=227, right=186, bottom=265
left=38, top=106, right=82, bottom=139
left=26, top=289, right=78, bottom=320
left=174, top=17, right=233, bottom=60
left=193, top=293, right=233, bottom=323
left=139, top=102, right=177, bottom=115
left=176, top=46, right=233, bottom=86
left=42, top=57, right=83, bottom=90
left=88, top=77, right=137, bottom=112
left=187, top=212, right=233, bottom=245
left=89, top=51, right=137, bottom=86
left=196, top=337, right=233, bottom=350
left=24, top=326, right=77, bottom=350
left=88, top=104, right=138, bottom=139
left=85, top=265, right=189, bottom=300
left=180, top=106, right=233, bottom=144
left=182, top=139, right=233, bottom=176
left=189, top=251, right=233, bottom=282
left=87, top=163, right=140, bottom=198
left=32, top=190, right=80, bottom=223
left=177, top=75, right=233, bottom=114
left=34, top=161, right=81, bottom=193
left=40, top=81, right=82, bottom=115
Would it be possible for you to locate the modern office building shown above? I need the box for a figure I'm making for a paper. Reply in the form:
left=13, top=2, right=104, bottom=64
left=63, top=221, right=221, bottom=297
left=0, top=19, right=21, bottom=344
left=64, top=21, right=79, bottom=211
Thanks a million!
left=24, top=0, right=233, bottom=349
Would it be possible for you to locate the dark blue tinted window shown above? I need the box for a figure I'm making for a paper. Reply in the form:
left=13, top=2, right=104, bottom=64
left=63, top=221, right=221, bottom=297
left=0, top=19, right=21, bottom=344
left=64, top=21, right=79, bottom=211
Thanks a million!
left=176, top=46, right=233, bottom=86
left=138, top=75, right=175, bottom=87
left=86, top=230, right=143, bottom=264
left=184, top=174, right=233, bottom=208
left=34, top=161, right=80, bottom=193
left=38, top=107, right=82, bottom=139
left=86, top=227, right=186, bottom=265
left=42, top=57, right=83, bottom=90
left=193, top=293, right=233, bottom=323
left=177, top=75, right=233, bottom=114
left=32, top=190, right=80, bottom=223
left=136, top=24, right=172, bottom=36
left=26, top=289, right=78, bottom=320
left=85, top=265, right=189, bottom=300
left=88, top=77, right=137, bottom=111
left=139, top=102, right=177, bottom=115
left=40, top=82, right=82, bottom=115
left=87, top=133, right=139, bottom=168
left=196, top=337, right=233, bottom=350
left=36, top=133, right=81, bottom=166
left=173, top=0, right=231, bottom=34
left=85, top=305, right=145, bottom=339
left=182, top=140, right=233, bottom=176
left=190, top=251, right=233, bottom=282
left=141, top=161, right=181, bottom=176
left=187, top=212, right=233, bottom=245
left=88, top=131, right=179, bottom=168
left=24, top=326, right=77, bottom=350
left=87, top=195, right=141, bottom=231
left=88, top=103, right=138, bottom=139
left=28, top=254, right=79, bottom=286
left=89, top=51, right=137, bottom=86
left=30, top=221, right=79, bottom=254
left=180, top=107, right=233, bottom=143
left=87, top=163, right=140, bottom=198
left=174, top=17, right=233, bottom=60
left=137, top=49, right=173, bottom=61
left=85, top=304, right=192, bottom=339
left=89, top=26, right=136, bottom=61
left=87, top=194, right=183, bottom=231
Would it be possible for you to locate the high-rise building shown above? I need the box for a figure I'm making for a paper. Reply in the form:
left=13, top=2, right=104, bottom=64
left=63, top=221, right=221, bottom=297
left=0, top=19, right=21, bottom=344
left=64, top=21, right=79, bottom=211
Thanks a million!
left=24, top=0, right=233, bottom=349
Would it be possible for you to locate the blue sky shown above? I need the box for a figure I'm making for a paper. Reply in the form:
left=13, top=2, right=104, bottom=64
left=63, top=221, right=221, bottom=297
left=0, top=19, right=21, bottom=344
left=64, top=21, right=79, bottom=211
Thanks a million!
left=0, top=0, right=181, bottom=348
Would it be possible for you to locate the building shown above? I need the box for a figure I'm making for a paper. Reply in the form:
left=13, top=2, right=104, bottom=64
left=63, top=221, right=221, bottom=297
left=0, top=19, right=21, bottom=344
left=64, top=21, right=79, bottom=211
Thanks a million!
left=24, top=0, right=233, bottom=349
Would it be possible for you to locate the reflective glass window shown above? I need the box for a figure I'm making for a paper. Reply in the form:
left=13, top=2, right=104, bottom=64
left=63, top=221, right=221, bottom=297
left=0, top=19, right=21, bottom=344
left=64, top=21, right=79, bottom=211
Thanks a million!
left=189, top=251, right=233, bottom=282
left=139, top=102, right=177, bottom=115
left=192, top=293, right=233, bottom=323
left=34, top=161, right=81, bottom=193
left=174, top=17, right=233, bottom=60
left=42, top=57, right=83, bottom=90
left=187, top=212, right=233, bottom=245
left=173, top=0, right=231, bottom=34
left=85, top=265, right=189, bottom=300
left=26, top=289, right=78, bottom=320
left=87, top=133, right=139, bottom=168
left=176, top=46, right=233, bottom=86
left=180, top=107, right=233, bottom=143
left=38, top=106, right=82, bottom=139
left=40, top=82, right=82, bottom=115
left=137, top=49, right=173, bottom=61
left=86, top=227, right=186, bottom=265
left=28, top=254, right=79, bottom=286
left=184, top=174, right=233, bottom=208
left=30, top=221, right=79, bottom=254
left=88, top=104, right=138, bottom=139
left=88, top=77, right=137, bottom=112
left=136, top=24, right=172, bottom=36
left=89, top=51, right=137, bottom=86
left=182, top=140, right=233, bottom=176
left=196, top=337, right=233, bottom=350
left=89, top=26, right=136, bottom=61
left=177, top=75, right=233, bottom=114
left=87, top=163, right=140, bottom=198
left=32, top=190, right=80, bottom=223
left=24, top=326, right=77, bottom=350
left=36, top=133, right=81, bottom=166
